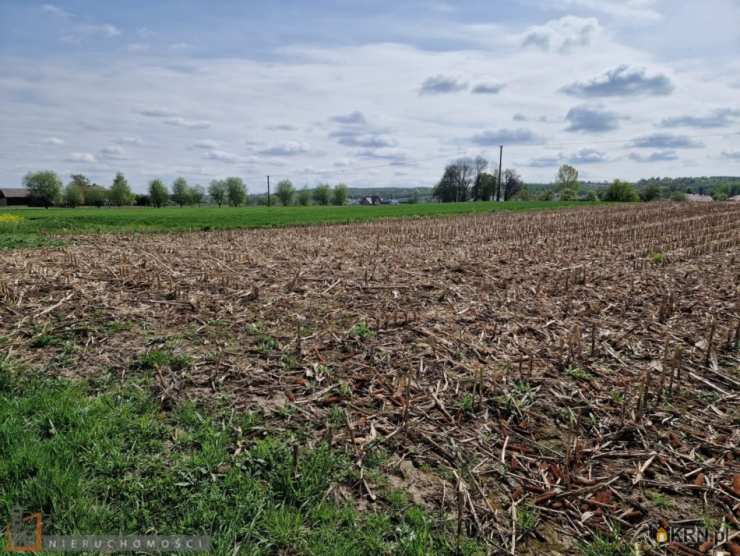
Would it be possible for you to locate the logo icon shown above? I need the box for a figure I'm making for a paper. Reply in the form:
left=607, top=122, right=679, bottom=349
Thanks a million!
left=655, top=526, right=668, bottom=544
left=5, top=506, right=45, bottom=553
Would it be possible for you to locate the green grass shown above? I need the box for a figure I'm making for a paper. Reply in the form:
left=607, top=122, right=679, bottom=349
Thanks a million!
left=578, top=533, right=635, bottom=556
left=0, top=201, right=592, bottom=250
left=0, top=360, right=482, bottom=555
left=565, top=367, right=594, bottom=381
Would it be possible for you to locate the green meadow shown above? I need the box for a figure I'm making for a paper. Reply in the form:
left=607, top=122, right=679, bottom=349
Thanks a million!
left=0, top=201, right=590, bottom=250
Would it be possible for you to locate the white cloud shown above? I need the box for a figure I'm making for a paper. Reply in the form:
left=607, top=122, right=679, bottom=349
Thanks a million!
left=137, top=27, right=155, bottom=39
left=562, top=65, right=674, bottom=97
left=138, top=108, right=178, bottom=118
left=419, top=75, right=468, bottom=95
left=628, top=150, right=678, bottom=162
left=471, top=129, right=544, bottom=145
left=471, top=82, right=505, bottom=94
left=194, top=139, right=220, bottom=149
left=41, top=4, right=73, bottom=18
left=538, top=0, right=662, bottom=22
left=114, top=136, right=143, bottom=146
left=42, top=137, right=65, bottom=145
left=63, top=24, right=122, bottom=43
left=100, top=146, right=127, bottom=159
left=258, top=142, right=311, bottom=156
left=203, top=150, right=240, bottom=163
left=127, top=43, right=150, bottom=53
left=521, top=16, right=602, bottom=53
left=66, top=152, right=97, bottom=163
left=566, top=148, right=608, bottom=164
left=164, top=117, right=211, bottom=129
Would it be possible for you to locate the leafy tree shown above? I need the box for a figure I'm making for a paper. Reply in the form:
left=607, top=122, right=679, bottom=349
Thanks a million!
left=559, top=188, right=577, bottom=201
left=24, top=170, right=62, bottom=208
left=109, top=172, right=133, bottom=206
left=585, top=191, right=599, bottom=202
left=208, top=180, right=227, bottom=207
left=190, top=185, right=205, bottom=205
left=313, top=184, right=332, bottom=206
left=297, top=186, right=311, bottom=206
left=670, top=191, right=688, bottom=202
left=433, top=158, right=475, bottom=202
left=603, top=180, right=639, bottom=202
left=85, top=185, right=109, bottom=207
left=555, top=164, right=579, bottom=192
left=172, top=177, right=191, bottom=207
left=640, top=183, right=661, bottom=202
left=225, top=177, right=247, bottom=207
left=471, top=172, right=496, bottom=201
left=503, top=169, right=524, bottom=201
left=63, top=182, right=84, bottom=207
left=69, top=174, right=92, bottom=197
left=134, top=194, right=151, bottom=206
left=539, top=189, right=554, bottom=201
left=433, top=165, right=458, bottom=203
left=276, top=179, right=295, bottom=206
left=332, top=183, right=348, bottom=206
left=253, top=194, right=269, bottom=206
left=149, top=179, right=169, bottom=208
left=515, top=184, right=531, bottom=201
left=470, top=157, right=490, bottom=201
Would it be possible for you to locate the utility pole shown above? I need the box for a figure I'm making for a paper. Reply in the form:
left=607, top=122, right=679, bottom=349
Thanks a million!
left=266, top=175, right=271, bottom=207
left=497, top=145, right=503, bottom=202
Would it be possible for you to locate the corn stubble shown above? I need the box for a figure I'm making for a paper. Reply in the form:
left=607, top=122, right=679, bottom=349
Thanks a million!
left=1, top=202, right=739, bottom=554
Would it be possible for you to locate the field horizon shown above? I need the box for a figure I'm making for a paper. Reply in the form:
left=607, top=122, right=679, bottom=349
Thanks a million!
left=0, top=200, right=592, bottom=250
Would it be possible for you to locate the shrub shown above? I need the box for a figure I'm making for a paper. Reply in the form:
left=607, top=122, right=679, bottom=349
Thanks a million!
left=313, top=184, right=332, bottom=206
left=559, top=188, right=577, bottom=201
left=539, top=189, right=554, bottom=201
left=63, top=182, right=84, bottom=207
left=332, top=184, right=348, bottom=206
left=639, top=183, right=661, bottom=202
left=297, top=187, right=311, bottom=206
left=276, top=179, right=295, bottom=206
left=603, top=180, right=639, bottom=202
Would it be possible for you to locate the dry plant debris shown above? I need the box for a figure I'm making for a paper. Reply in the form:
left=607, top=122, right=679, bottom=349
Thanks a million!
left=1, top=202, right=739, bottom=554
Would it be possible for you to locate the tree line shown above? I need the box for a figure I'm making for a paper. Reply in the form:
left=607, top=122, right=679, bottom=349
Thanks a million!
left=20, top=171, right=350, bottom=208
left=432, top=159, right=671, bottom=203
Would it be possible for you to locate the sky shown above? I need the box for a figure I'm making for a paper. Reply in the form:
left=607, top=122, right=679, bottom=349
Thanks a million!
left=1, top=0, right=739, bottom=193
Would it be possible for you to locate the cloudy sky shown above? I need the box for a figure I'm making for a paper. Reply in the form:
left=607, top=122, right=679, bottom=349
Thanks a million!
left=1, top=0, right=739, bottom=192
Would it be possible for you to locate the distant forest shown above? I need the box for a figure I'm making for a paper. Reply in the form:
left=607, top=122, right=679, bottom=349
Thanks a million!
left=366, top=176, right=740, bottom=204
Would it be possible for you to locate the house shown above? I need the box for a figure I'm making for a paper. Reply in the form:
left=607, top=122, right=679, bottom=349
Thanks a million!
left=0, top=188, right=31, bottom=206
left=359, top=195, right=384, bottom=205
left=686, top=194, right=713, bottom=203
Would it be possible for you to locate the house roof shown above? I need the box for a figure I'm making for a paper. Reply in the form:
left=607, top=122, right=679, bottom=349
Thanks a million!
left=0, top=188, right=30, bottom=198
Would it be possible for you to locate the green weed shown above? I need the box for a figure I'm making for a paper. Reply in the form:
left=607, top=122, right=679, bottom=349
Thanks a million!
left=0, top=367, right=482, bottom=555
left=349, top=322, right=375, bottom=340
left=566, top=367, right=593, bottom=381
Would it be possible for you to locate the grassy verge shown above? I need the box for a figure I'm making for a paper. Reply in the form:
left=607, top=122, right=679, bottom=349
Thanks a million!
left=0, top=360, right=482, bottom=555
left=0, top=201, right=593, bottom=249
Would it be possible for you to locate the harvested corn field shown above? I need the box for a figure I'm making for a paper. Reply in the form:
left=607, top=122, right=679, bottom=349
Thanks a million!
left=2, top=202, right=739, bottom=554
